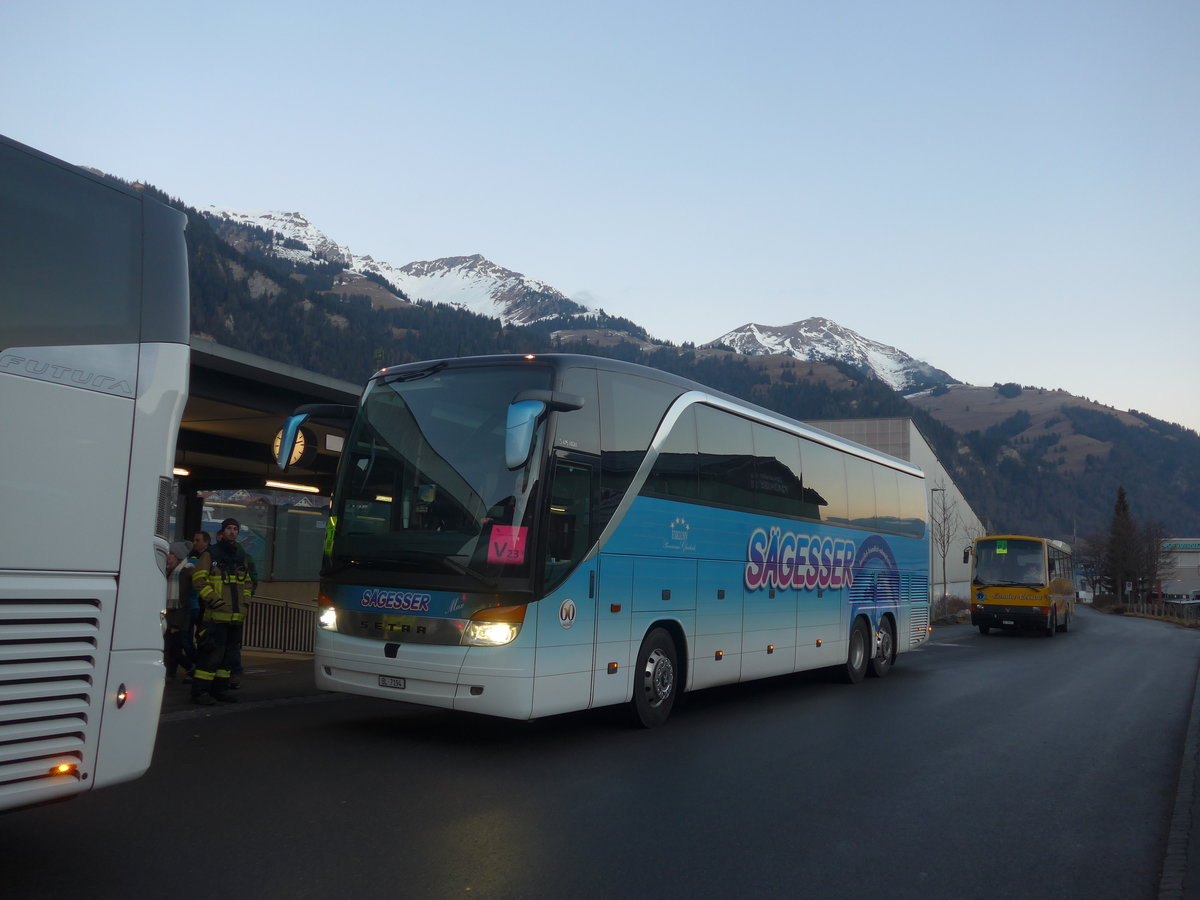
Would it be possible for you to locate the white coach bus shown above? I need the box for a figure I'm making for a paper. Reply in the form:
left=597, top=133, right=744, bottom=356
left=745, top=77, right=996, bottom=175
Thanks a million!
left=0, top=135, right=190, bottom=811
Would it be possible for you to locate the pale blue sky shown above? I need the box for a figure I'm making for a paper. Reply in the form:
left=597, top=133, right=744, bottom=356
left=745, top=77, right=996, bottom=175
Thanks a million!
left=4, top=0, right=1197, bottom=431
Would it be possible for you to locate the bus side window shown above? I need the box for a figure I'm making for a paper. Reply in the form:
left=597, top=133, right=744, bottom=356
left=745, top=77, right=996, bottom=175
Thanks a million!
left=799, top=440, right=846, bottom=523
left=844, top=456, right=877, bottom=530
left=751, top=422, right=804, bottom=516
left=695, top=405, right=755, bottom=509
left=643, top=405, right=698, bottom=500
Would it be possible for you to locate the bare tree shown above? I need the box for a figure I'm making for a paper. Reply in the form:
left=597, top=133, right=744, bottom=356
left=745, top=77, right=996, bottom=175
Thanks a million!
left=1077, top=531, right=1107, bottom=597
left=928, top=483, right=959, bottom=619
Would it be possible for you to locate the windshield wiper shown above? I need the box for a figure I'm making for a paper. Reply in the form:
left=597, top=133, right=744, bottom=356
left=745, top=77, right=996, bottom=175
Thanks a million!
left=382, top=362, right=447, bottom=384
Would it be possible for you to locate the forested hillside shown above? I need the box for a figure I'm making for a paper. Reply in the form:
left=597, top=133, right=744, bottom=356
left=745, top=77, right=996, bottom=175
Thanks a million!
left=160, top=193, right=1200, bottom=541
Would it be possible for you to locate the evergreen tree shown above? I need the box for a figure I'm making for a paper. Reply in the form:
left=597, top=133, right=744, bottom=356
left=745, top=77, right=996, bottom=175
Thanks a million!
left=1105, top=487, right=1137, bottom=601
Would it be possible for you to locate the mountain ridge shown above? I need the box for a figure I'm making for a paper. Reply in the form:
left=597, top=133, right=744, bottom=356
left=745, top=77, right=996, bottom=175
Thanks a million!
left=180, top=200, right=1198, bottom=539
left=713, top=317, right=958, bottom=394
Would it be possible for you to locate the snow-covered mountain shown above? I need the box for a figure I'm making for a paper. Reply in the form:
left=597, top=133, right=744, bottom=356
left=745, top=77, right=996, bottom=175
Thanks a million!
left=202, top=208, right=955, bottom=392
left=713, top=317, right=957, bottom=394
left=202, top=207, right=589, bottom=325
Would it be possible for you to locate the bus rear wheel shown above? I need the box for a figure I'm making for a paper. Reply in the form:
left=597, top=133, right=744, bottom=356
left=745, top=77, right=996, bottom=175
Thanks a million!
left=630, top=628, right=678, bottom=728
left=1057, top=608, right=1070, bottom=633
left=869, top=617, right=896, bottom=678
left=839, top=619, right=870, bottom=684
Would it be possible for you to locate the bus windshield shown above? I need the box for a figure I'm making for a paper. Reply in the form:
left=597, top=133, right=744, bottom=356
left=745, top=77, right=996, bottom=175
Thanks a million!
left=972, top=538, right=1045, bottom=587
left=327, top=363, right=553, bottom=591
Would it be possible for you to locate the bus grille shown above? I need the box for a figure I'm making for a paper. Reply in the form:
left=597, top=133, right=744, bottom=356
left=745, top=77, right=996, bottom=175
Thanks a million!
left=909, top=602, right=930, bottom=645
left=156, top=475, right=172, bottom=540
left=0, top=598, right=100, bottom=799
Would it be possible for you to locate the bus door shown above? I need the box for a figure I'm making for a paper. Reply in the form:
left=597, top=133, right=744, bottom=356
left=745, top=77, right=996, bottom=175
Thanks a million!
left=533, top=454, right=614, bottom=712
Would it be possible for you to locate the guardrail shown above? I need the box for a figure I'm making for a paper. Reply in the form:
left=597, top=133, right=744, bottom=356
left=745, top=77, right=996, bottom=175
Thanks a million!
left=243, top=596, right=317, bottom=653
left=1125, top=600, right=1200, bottom=622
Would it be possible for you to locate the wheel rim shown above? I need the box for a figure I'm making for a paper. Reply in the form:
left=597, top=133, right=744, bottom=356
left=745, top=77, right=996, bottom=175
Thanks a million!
left=879, top=625, right=894, bottom=663
left=642, top=648, right=674, bottom=708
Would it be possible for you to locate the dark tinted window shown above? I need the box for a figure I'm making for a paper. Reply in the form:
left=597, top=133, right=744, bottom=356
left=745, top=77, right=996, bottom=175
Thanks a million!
left=644, top=405, right=698, bottom=499
left=872, top=467, right=900, bottom=533
left=696, top=405, right=756, bottom=507
left=896, top=474, right=927, bottom=537
left=598, top=371, right=682, bottom=527
left=801, top=440, right=847, bottom=523
left=845, top=456, right=876, bottom=529
left=555, top=367, right=600, bottom=455
left=751, top=422, right=805, bottom=515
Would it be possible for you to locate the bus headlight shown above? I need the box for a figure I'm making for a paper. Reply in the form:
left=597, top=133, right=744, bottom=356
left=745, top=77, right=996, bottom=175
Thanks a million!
left=318, top=606, right=338, bottom=630
left=464, top=604, right=527, bottom=646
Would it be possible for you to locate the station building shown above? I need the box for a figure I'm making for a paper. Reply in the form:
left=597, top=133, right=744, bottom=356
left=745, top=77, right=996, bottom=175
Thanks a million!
left=1161, top=539, right=1200, bottom=599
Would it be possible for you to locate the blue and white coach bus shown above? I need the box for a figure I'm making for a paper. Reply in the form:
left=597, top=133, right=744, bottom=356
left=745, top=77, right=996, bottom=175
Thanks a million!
left=278, top=354, right=930, bottom=727
left=1, top=135, right=189, bottom=809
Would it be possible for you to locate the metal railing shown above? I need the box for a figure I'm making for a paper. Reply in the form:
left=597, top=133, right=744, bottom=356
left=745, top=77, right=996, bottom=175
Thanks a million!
left=1124, top=600, right=1200, bottom=623
left=243, top=596, right=317, bottom=654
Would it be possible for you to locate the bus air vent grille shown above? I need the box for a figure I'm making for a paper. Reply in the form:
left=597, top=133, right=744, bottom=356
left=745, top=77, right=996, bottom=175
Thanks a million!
left=156, top=475, right=173, bottom=540
left=909, top=603, right=930, bottom=645
left=0, top=598, right=100, bottom=793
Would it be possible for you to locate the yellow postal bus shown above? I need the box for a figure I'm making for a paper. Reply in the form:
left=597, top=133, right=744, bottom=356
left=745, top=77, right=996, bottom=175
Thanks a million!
left=966, top=535, right=1075, bottom=636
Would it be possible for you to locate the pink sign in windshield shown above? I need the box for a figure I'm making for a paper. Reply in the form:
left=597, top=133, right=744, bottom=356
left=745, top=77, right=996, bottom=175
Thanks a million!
left=488, top=525, right=528, bottom=566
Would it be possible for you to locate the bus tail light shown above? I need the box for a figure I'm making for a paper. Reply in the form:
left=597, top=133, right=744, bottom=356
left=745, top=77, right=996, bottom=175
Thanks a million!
left=464, top=605, right=526, bottom=647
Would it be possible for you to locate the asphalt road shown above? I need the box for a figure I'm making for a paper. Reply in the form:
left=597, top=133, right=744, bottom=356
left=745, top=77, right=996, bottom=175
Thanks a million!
left=5, top=606, right=1199, bottom=899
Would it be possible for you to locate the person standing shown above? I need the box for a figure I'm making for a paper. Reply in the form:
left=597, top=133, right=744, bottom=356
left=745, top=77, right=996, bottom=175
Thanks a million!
left=164, top=541, right=194, bottom=680
left=190, top=518, right=252, bottom=705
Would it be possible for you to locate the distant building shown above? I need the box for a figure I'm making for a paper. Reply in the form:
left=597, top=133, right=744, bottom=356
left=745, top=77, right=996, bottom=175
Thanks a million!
left=1161, top=539, right=1200, bottom=599
left=807, top=417, right=986, bottom=615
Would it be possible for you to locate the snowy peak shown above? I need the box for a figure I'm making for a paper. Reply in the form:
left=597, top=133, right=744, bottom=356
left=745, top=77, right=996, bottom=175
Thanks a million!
left=395, top=254, right=589, bottom=324
left=202, top=208, right=589, bottom=325
left=713, top=317, right=957, bottom=393
left=203, top=207, right=353, bottom=268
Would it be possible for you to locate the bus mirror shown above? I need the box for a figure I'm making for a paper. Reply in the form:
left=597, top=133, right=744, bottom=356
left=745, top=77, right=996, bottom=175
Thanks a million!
left=506, top=399, right=546, bottom=470
left=511, top=389, right=585, bottom=412
left=962, top=547, right=971, bottom=565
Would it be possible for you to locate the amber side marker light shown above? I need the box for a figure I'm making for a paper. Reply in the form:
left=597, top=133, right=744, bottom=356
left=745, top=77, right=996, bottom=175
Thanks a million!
left=51, top=763, right=78, bottom=777
left=116, top=684, right=129, bottom=708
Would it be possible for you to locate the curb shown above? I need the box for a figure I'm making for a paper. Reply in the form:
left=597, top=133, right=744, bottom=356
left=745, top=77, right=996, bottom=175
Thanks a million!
left=1159, top=659, right=1200, bottom=898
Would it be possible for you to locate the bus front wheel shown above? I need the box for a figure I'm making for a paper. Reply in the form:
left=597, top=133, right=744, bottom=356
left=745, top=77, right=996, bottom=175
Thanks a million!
left=1045, top=609, right=1057, bottom=638
left=839, top=619, right=870, bottom=684
left=630, top=628, right=678, bottom=728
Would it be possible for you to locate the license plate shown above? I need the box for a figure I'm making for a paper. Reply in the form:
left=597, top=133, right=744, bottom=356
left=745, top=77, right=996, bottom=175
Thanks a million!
left=379, top=675, right=406, bottom=689
left=1002, top=620, right=1015, bottom=625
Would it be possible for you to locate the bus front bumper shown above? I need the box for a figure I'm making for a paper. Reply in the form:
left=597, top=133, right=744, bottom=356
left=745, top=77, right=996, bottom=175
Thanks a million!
left=314, top=629, right=537, bottom=720
left=972, top=605, right=1050, bottom=630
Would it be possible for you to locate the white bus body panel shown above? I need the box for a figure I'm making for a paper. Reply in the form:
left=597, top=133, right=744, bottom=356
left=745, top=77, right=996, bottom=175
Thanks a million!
left=0, top=349, right=135, bottom=573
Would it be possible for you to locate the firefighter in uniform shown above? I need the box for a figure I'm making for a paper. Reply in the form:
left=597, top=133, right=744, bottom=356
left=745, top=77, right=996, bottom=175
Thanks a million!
left=190, top=518, right=252, bottom=705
